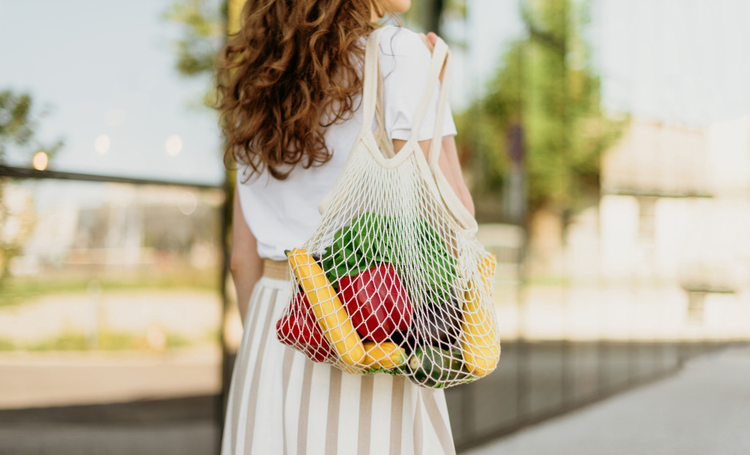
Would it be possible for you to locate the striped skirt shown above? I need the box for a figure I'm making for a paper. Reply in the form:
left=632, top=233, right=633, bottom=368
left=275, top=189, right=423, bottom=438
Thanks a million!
left=221, top=276, right=457, bottom=455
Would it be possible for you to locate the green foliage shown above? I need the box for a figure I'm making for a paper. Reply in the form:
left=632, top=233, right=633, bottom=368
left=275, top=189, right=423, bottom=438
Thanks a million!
left=0, top=89, right=65, bottom=283
left=29, top=332, right=90, bottom=351
left=0, top=90, right=63, bottom=163
left=454, top=103, right=508, bottom=195
left=25, top=330, right=192, bottom=352
left=0, top=271, right=220, bottom=308
left=0, top=338, right=16, bottom=351
left=0, top=92, right=33, bottom=157
left=163, top=0, right=225, bottom=77
left=165, top=332, right=192, bottom=348
left=465, top=0, right=627, bottom=218
left=403, top=0, right=460, bottom=35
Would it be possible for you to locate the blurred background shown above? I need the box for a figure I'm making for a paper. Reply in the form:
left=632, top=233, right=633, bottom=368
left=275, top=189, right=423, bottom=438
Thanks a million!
left=1, top=0, right=749, bottom=454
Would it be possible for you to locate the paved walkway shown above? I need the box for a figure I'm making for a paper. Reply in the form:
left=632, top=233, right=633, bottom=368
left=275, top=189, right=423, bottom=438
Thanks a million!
left=0, top=421, right=218, bottom=455
left=465, top=345, right=750, bottom=455
left=0, top=347, right=221, bottom=409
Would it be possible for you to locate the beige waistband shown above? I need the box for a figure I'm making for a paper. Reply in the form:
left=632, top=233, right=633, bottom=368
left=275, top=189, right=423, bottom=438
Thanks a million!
left=262, top=258, right=290, bottom=281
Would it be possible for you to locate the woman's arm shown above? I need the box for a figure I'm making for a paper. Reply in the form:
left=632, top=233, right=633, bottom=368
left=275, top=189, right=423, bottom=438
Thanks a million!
left=438, top=136, right=475, bottom=216
left=229, top=185, right=264, bottom=325
left=393, top=137, right=475, bottom=217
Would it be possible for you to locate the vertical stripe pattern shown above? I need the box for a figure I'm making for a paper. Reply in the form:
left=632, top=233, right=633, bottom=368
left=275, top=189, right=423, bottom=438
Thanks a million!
left=413, top=392, right=424, bottom=455
left=423, top=391, right=456, bottom=455
left=229, top=287, right=266, bottom=453
left=221, top=277, right=456, bottom=455
left=297, top=358, right=314, bottom=455
left=324, top=368, right=343, bottom=455
left=281, top=347, right=295, bottom=455
left=241, top=289, right=278, bottom=452
left=389, top=378, right=405, bottom=455
left=357, top=375, right=374, bottom=455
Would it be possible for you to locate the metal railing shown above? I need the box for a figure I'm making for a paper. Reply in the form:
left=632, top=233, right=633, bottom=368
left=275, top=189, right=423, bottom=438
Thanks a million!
left=0, top=165, right=221, bottom=190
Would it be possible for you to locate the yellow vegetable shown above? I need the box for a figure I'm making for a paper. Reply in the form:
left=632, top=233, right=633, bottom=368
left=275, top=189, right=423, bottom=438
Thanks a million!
left=461, top=254, right=500, bottom=377
left=363, top=341, right=407, bottom=369
left=287, top=248, right=366, bottom=366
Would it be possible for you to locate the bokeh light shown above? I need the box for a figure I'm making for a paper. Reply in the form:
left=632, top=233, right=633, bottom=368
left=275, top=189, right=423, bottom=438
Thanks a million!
left=94, top=134, right=110, bottom=154
left=32, top=151, right=48, bottom=170
left=165, top=134, right=182, bottom=156
left=178, top=191, right=197, bottom=215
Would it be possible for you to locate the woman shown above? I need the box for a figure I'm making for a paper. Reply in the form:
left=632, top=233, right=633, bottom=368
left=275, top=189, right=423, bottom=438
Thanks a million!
left=217, top=1, right=474, bottom=453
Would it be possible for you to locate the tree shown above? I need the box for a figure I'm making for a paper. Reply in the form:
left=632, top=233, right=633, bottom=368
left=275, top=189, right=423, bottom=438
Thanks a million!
left=0, top=90, right=64, bottom=281
left=0, top=90, right=62, bottom=164
left=404, top=0, right=450, bottom=35
left=424, top=0, right=445, bottom=35
left=163, top=0, right=225, bottom=78
left=460, top=0, right=626, bottom=223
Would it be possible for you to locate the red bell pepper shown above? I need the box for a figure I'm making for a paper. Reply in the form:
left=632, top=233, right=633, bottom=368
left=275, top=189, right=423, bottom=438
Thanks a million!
left=339, top=264, right=412, bottom=342
left=276, top=291, right=334, bottom=363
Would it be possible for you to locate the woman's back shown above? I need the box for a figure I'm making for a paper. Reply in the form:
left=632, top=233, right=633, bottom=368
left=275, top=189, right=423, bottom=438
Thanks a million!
left=222, top=13, right=464, bottom=453
left=236, top=27, right=457, bottom=260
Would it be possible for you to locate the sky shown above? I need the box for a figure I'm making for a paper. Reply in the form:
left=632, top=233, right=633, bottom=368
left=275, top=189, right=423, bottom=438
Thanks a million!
left=594, top=0, right=750, bottom=126
left=0, top=0, right=223, bottom=185
left=1, top=0, right=750, bottom=185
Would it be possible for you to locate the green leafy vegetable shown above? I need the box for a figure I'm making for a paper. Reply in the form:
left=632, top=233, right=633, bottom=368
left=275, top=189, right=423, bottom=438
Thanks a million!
left=321, top=213, right=458, bottom=302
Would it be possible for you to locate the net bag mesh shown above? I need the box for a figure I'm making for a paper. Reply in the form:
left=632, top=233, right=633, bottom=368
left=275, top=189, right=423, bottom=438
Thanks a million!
left=275, top=28, right=500, bottom=389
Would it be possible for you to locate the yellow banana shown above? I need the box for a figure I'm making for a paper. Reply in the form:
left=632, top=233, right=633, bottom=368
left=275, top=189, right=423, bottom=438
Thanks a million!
left=461, top=254, right=500, bottom=377
left=287, top=248, right=366, bottom=366
left=363, top=341, right=407, bottom=369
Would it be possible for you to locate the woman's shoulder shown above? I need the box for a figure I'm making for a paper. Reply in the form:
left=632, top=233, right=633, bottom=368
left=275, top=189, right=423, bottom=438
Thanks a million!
left=377, top=26, right=431, bottom=61
left=377, top=26, right=432, bottom=76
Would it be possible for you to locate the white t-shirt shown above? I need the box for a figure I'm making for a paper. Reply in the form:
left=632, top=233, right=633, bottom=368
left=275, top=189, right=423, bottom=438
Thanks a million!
left=237, top=27, right=457, bottom=260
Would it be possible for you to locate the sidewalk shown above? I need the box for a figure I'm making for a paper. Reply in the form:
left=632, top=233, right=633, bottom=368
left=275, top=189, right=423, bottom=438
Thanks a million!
left=0, top=346, right=221, bottom=409
left=0, top=421, right=218, bottom=455
left=465, top=345, right=750, bottom=455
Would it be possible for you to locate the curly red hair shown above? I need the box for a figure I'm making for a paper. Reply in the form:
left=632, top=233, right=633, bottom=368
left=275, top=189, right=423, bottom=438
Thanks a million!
left=215, top=0, right=379, bottom=180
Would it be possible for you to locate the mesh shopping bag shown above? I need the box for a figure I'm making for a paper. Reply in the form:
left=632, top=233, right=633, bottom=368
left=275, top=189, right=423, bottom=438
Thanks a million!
left=275, top=27, right=500, bottom=389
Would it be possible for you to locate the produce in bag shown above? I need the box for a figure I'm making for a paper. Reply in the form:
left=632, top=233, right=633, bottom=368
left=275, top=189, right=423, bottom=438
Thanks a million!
left=390, top=291, right=463, bottom=352
left=363, top=341, right=407, bottom=370
left=276, top=291, right=335, bottom=363
left=339, top=263, right=412, bottom=342
left=275, top=28, right=500, bottom=387
left=321, top=213, right=458, bottom=304
left=285, top=248, right=366, bottom=367
left=461, top=254, right=500, bottom=376
left=404, top=346, right=471, bottom=389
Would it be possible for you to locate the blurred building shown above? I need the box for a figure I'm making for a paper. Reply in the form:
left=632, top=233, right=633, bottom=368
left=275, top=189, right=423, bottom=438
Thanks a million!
left=516, top=118, right=750, bottom=338
left=599, top=118, right=750, bottom=290
left=8, top=184, right=223, bottom=278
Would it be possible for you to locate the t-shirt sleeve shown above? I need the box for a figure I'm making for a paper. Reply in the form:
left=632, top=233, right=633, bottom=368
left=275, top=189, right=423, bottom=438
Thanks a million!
left=379, top=28, right=458, bottom=142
